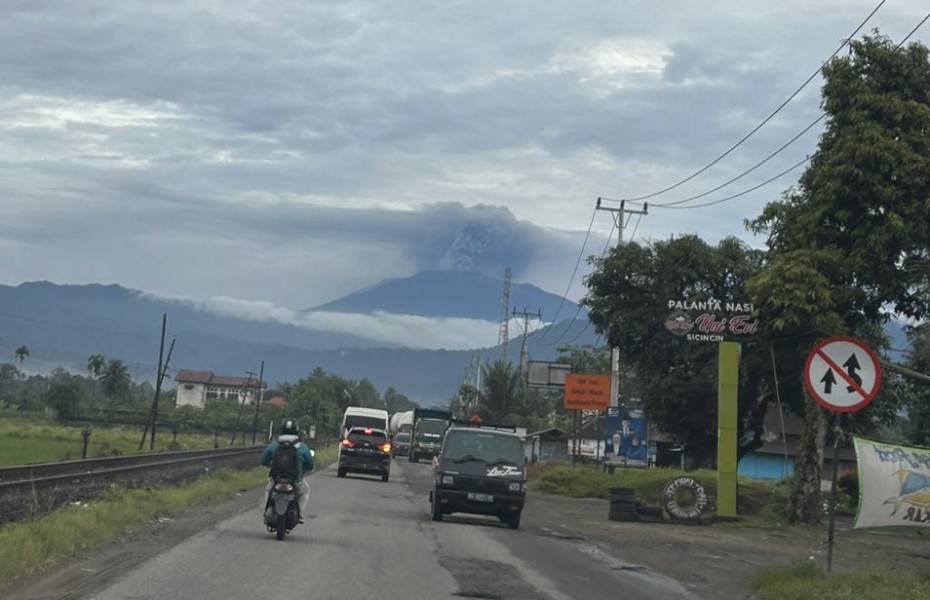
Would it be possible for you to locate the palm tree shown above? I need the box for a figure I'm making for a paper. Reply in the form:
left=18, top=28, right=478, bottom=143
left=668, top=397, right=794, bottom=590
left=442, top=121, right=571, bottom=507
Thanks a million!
left=87, top=354, right=106, bottom=378
left=14, top=345, right=29, bottom=367
left=479, top=360, right=523, bottom=423
left=98, top=359, right=131, bottom=401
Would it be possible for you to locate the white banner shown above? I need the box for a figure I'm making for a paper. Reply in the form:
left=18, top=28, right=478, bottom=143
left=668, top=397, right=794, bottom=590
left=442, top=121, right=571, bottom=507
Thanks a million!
left=854, top=437, right=930, bottom=529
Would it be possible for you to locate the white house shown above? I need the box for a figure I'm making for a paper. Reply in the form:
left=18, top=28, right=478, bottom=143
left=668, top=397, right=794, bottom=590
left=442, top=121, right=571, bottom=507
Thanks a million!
left=174, top=369, right=265, bottom=409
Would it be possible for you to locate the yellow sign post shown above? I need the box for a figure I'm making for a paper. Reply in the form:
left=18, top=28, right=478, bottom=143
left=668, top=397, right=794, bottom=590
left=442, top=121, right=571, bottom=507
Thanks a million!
left=717, top=341, right=740, bottom=519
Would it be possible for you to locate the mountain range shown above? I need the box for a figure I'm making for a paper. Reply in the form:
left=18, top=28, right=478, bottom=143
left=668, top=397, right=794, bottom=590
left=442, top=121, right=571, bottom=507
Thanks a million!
left=0, top=273, right=594, bottom=403
left=0, top=274, right=912, bottom=404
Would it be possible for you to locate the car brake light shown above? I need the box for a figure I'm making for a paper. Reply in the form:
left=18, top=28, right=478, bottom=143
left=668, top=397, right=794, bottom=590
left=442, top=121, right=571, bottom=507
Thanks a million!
left=380, top=443, right=392, bottom=453
left=341, top=439, right=354, bottom=448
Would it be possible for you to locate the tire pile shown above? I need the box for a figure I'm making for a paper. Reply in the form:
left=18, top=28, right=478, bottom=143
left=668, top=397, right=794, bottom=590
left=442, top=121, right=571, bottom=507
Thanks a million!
left=607, top=487, right=663, bottom=523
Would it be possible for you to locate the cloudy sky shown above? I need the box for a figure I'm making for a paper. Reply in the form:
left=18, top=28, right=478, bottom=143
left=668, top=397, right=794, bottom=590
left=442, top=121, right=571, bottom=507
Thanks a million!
left=1, top=0, right=927, bottom=318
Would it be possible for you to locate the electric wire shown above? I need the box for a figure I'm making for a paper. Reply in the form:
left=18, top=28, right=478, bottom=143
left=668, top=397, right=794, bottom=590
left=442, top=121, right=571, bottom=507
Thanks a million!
left=532, top=208, right=598, bottom=345
left=618, top=0, right=889, bottom=203
left=620, top=6, right=930, bottom=211
left=533, top=215, right=618, bottom=349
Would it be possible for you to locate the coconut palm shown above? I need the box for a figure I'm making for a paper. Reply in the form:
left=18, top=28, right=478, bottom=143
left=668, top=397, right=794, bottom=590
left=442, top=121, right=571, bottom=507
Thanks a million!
left=86, top=354, right=106, bottom=378
left=14, top=345, right=29, bottom=367
left=98, top=359, right=131, bottom=401
left=478, top=360, right=523, bottom=423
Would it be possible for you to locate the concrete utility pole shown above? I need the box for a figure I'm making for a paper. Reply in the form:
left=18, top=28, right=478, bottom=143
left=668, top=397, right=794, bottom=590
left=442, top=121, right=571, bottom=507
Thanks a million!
left=512, top=308, right=543, bottom=384
left=498, top=267, right=512, bottom=361
left=250, top=361, right=265, bottom=445
left=595, top=198, right=647, bottom=408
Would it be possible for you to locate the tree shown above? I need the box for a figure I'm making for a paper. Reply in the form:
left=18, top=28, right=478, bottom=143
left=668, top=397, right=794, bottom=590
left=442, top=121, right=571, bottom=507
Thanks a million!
left=86, top=354, right=105, bottom=378
left=479, top=360, right=522, bottom=423
left=14, top=345, right=29, bottom=368
left=98, top=359, right=131, bottom=401
left=352, top=378, right=384, bottom=409
left=748, top=34, right=930, bottom=523
left=584, top=235, right=770, bottom=463
left=383, top=387, right=417, bottom=414
left=45, top=381, right=82, bottom=420
left=902, top=323, right=930, bottom=445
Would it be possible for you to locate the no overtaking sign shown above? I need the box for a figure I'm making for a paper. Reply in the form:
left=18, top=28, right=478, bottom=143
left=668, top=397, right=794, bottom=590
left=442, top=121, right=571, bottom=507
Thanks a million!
left=803, top=336, right=882, bottom=413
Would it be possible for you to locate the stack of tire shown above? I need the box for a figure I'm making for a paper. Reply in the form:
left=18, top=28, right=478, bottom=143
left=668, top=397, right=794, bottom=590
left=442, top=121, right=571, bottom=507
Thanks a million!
left=607, top=486, right=638, bottom=522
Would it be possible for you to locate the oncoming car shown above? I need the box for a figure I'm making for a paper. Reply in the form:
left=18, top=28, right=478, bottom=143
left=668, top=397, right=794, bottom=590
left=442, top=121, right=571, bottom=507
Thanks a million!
left=429, top=423, right=526, bottom=529
left=337, top=426, right=392, bottom=482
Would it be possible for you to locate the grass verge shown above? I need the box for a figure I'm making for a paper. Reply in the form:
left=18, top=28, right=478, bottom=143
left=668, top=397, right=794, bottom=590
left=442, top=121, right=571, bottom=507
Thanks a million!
left=528, top=462, right=796, bottom=522
left=0, top=440, right=338, bottom=592
left=0, top=467, right=267, bottom=592
left=754, top=563, right=930, bottom=599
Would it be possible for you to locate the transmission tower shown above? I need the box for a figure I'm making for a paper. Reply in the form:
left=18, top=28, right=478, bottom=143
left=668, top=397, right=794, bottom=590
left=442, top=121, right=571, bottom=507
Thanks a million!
left=497, top=267, right=512, bottom=359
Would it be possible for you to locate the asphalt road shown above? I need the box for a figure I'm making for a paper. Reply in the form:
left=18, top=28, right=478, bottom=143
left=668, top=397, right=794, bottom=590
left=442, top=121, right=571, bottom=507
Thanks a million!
left=87, top=459, right=699, bottom=600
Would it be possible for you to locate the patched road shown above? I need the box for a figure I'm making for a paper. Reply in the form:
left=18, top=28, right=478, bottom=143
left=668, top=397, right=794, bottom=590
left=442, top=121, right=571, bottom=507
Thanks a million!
left=87, top=460, right=699, bottom=600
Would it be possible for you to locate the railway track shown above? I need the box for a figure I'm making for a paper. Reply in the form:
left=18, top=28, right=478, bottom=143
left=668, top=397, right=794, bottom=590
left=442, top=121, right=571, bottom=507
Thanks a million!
left=0, top=446, right=262, bottom=524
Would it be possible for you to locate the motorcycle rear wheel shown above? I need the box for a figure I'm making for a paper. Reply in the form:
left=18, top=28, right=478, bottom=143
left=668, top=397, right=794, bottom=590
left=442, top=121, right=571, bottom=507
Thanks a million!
left=276, top=513, right=287, bottom=541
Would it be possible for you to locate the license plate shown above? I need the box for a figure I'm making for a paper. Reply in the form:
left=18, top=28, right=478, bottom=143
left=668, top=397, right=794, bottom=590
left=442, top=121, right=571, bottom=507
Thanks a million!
left=467, top=492, right=493, bottom=503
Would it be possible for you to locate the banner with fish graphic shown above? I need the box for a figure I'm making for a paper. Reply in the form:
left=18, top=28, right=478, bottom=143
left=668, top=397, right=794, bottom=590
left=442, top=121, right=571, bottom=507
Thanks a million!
left=854, top=437, right=930, bottom=529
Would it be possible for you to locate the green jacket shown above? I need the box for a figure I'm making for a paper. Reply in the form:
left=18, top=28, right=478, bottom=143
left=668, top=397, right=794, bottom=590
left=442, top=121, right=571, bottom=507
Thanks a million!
left=260, top=435, right=314, bottom=483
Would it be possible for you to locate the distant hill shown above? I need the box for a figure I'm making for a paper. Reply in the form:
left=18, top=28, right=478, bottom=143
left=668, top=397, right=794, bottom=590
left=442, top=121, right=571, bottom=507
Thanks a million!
left=309, top=270, right=585, bottom=321
left=0, top=279, right=595, bottom=402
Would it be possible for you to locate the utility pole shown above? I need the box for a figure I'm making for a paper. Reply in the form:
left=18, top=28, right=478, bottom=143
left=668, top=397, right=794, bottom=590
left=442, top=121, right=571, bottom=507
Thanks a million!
left=250, top=361, right=265, bottom=445
left=498, top=267, right=512, bottom=361
left=512, top=308, right=543, bottom=384
left=231, top=371, right=257, bottom=446
left=139, top=314, right=175, bottom=452
left=595, top=198, right=647, bottom=410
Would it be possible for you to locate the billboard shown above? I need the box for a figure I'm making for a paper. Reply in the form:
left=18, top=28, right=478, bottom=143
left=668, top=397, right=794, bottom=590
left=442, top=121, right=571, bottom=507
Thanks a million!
left=854, top=437, right=930, bottom=529
left=605, top=407, right=648, bottom=468
left=564, top=374, right=611, bottom=410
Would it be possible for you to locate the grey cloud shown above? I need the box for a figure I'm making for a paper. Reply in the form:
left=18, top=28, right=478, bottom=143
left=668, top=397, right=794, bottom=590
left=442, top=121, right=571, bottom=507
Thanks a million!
left=1, top=0, right=926, bottom=310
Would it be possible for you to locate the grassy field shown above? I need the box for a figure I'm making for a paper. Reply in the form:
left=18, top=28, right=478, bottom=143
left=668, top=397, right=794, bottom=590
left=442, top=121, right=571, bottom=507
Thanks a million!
left=528, top=462, right=798, bottom=521
left=0, top=419, right=221, bottom=466
left=754, top=563, right=930, bottom=599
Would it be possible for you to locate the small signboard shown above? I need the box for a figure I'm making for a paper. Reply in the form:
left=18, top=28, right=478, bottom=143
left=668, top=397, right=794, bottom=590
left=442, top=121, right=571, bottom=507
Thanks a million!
left=804, top=336, right=881, bottom=413
left=564, top=374, right=611, bottom=410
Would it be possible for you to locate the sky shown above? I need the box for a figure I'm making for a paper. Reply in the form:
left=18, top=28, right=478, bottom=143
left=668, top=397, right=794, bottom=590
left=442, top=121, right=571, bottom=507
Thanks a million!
left=1, top=0, right=928, bottom=324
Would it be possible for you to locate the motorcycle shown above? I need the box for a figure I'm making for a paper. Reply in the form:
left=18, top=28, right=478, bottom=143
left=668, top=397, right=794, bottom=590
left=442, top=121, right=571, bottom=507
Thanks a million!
left=265, top=476, right=300, bottom=540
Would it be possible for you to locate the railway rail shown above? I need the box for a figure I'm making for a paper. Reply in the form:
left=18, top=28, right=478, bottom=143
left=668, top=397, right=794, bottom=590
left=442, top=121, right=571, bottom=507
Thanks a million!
left=0, top=446, right=262, bottom=524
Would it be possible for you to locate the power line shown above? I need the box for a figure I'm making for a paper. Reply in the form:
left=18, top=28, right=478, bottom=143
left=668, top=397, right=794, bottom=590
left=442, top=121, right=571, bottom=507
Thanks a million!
left=648, top=120, right=821, bottom=208
left=619, top=0, right=889, bottom=203
left=532, top=208, right=597, bottom=345
left=623, top=6, right=930, bottom=211
left=656, top=156, right=809, bottom=210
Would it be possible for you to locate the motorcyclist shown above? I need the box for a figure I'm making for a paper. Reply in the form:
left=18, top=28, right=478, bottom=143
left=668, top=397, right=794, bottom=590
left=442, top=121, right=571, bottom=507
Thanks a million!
left=260, top=418, right=314, bottom=524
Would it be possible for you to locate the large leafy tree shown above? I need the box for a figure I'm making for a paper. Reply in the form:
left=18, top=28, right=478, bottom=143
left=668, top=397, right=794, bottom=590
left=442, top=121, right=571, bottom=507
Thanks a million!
left=748, top=34, right=930, bottom=523
left=584, top=235, right=769, bottom=463
left=383, top=387, right=417, bottom=414
left=902, top=324, right=930, bottom=445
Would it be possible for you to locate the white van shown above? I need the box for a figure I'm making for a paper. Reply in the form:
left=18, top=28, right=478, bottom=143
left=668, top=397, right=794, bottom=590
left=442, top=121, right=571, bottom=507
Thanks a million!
left=340, top=406, right=389, bottom=438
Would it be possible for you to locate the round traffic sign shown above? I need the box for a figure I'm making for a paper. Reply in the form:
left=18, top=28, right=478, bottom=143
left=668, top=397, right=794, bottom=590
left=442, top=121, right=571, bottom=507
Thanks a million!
left=803, top=336, right=881, bottom=413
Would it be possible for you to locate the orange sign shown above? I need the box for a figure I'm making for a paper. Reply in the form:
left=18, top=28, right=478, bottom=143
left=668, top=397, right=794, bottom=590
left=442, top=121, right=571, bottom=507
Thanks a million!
left=563, top=374, right=611, bottom=410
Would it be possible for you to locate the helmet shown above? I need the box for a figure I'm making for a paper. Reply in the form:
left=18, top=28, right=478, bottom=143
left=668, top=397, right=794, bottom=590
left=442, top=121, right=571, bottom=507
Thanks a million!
left=280, top=418, right=299, bottom=436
